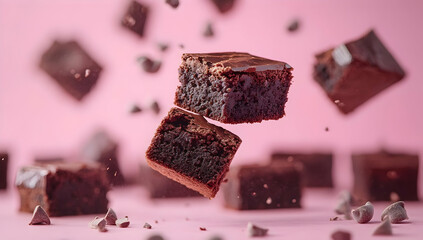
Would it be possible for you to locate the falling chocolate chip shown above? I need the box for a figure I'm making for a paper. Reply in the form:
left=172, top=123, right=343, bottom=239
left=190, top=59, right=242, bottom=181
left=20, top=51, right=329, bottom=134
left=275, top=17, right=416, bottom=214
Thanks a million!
left=199, top=227, right=207, bottom=231
left=151, top=101, right=160, bottom=114
left=130, top=104, right=142, bottom=114
left=287, top=19, right=300, bottom=32
left=373, top=217, right=392, bottom=236
left=165, top=0, right=179, bottom=8
left=325, top=127, right=329, bottom=132
left=351, top=201, right=374, bottom=224
left=203, top=22, right=214, bottom=37
left=331, top=230, right=351, bottom=240
left=211, top=0, right=235, bottom=13
left=381, top=201, right=408, bottom=223
left=116, top=216, right=130, bottom=228
left=147, top=234, right=165, bottom=240
left=144, top=222, right=152, bottom=229
left=137, top=56, right=161, bottom=73
left=247, top=222, right=268, bottom=237
left=104, top=208, right=118, bottom=225
left=157, top=43, right=169, bottom=52
left=90, top=217, right=106, bottom=230
left=29, top=205, right=51, bottom=225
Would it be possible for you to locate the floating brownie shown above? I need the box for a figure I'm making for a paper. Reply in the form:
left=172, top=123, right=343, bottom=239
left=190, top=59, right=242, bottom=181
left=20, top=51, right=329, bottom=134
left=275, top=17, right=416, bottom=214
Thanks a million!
left=81, top=131, right=124, bottom=186
left=271, top=152, right=333, bottom=187
left=139, top=164, right=200, bottom=198
left=211, top=0, right=236, bottom=13
left=313, top=30, right=405, bottom=114
left=16, top=162, right=109, bottom=216
left=223, top=162, right=302, bottom=210
left=175, top=52, right=293, bottom=124
left=122, top=1, right=148, bottom=37
left=39, top=40, right=102, bottom=101
left=352, top=151, right=419, bottom=203
left=0, top=153, right=8, bottom=189
left=145, top=107, right=242, bottom=198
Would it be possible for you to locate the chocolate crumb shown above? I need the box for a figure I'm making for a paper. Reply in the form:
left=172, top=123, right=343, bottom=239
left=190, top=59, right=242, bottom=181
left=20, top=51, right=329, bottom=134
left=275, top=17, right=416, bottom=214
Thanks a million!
left=373, top=217, right=392, bottom=236
left=104, top=208, right=118, bottom=225
left=137, top=56, right=161, bottom=73
left=29, top=205, right=51, bottom=225
left=130, top=104, right=142, bottom=114
left=150, top=101, right=160, bottom=114
left=351, top=201, right=374, bottom=224
left=247, top=222, right=268, bottom=237
left=147, top=234, right=165, bottom=240
left=331, top=230, right=351, bottom=240
left=199, top=227, right=207, bottom=231
left=287, top=19, right=300, bottom=32
left=165, top=0, right=179, bottom=8
left=116, top=216, right=130, bottom=228
left=325, top=127, right=329, bottom=132
left=154, top=220, right=159, bottom=224
left=330, top=216, right=340, bottom=221
left=179, top=44, right=184, bottom=49
left=203, top=22, right=214, bottom=37
left=144, top=222, right=152, bottom=229
left=158, top=43, right=169, bottom=52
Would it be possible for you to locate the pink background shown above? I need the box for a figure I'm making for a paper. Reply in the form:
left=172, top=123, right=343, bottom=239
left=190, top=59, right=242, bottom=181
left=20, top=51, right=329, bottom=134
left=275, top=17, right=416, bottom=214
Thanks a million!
left=1, top=0, right=423, bottom=239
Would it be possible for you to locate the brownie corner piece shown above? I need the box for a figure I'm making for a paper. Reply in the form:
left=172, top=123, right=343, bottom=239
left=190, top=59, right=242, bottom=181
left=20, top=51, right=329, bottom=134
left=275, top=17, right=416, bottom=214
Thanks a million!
left=0, top=152, right=8, bottom=189
left=121, top=0, right=148, bottom=37
left=175, top=52, right=293, bottom=124
left=313, top=29, right=405, bottom=114
left=39, top=40, right=102, bottom=101
left=145, top=107, right=242, bottom=198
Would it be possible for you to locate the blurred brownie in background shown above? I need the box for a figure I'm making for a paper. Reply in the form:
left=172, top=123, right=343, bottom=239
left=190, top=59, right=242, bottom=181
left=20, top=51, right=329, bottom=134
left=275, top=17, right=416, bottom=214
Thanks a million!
left=16, top=162, right=109, bottom=216
left=0, top=153, right=8, bottom=189
left=122, top=0, right=148, bottom=37
left=222, top=162, right=303, bottom=210
left=139, top=164, right=200, bottom=198
left=40, top=40, right=102, bottom=101
left=352, top=150, right=419, bottom=203
left=313, top=30, right=405, bottom=114
left=271, top=152, right=333, bottom=188
left=81, top=131, right=125, bottom=186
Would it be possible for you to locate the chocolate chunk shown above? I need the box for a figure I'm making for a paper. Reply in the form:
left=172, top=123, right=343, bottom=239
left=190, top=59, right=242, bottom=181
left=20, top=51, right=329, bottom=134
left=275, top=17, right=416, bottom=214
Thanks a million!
left=130, top=104, right=142, bottom=114
left=137, top=56, right=162, bottom=73
left=287, top=19, right=300, bottom=32
left=29, top=205, right=51, bottom=225
left=352, top=201, right=374, bottom=223
left=211, top=0, right=235, bottom=13
left=150, top=101, right=161, bottom=114
left=90, top=217, right=106, bottom=230
left=373, top=218, right=392, bottom=236
left=158, top=43, right=169, bottom=52
left=203, top=22, right=214, bottom=37
left=143, top=222, right=152, bottom=229
left=175, top=52, right=293, bottom=124
left=381, top=201, right=408, bottom=223
left=0, top=153, right=8, bottom=189
left=16, top=162, right=109, bottom=216
left=335, top=198, right=352, bottom=220
left=165, top=0, right=179, bottom=8
left=104, top=208, right=117, bottom=225
left=313, top=30, right=406, bottom=114
left=246, top=222, right=268, bottom=237
left=116, top=216, right=130, bottom=228
left=39, top=41, right=102, bottom=101
left=145, top=107, right=242, bottom=198
left=147, top=235, right=165, bottom=240
left=352, top=151, right=419, bottom=203
left=331, top=230, right=351, bottom=240
left=122, top=1, right=148, bottom=37
left=199, top=227, right=207, bottom=231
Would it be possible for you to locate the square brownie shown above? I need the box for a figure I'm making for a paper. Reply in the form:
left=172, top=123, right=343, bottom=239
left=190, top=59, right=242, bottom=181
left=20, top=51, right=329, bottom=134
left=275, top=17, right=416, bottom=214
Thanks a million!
left=352, top=151, right=419, bottom=203
left=222, top=162, right=303, bottom=210
left=16, top=162, right=109, bottom=216
left=313, top=30, right=405, bottom=114
left=271, top=152, right=333, bottom=188
left=121, top=0, right=148, bottom=37
left=145, top=107, right=242, bottom=198
left=40, top=40, right=102, bottom=101
left=0, top=153, right=8, bottom=189
left=175, top=52, right=293, bottom=124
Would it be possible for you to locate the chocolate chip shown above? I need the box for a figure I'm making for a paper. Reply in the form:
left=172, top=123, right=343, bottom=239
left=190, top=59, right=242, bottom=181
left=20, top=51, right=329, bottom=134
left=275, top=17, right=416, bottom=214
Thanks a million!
left=147, top=234, right=165, bottom=240
left=199, top=227, right=207, bottom=231
left=116, top=216, right=130, bottom=228
left=165, top=0, right=179, bottom=8
left=104, top=208, right=117, bottom=225
left=351, top=201, right=374, bottom=224
left=373, top=217, right=392, bottom=236
left=325, top=127, right=329, bottom=132
left=130, top=104, right=142, bottom=114
left=29, top=205, right=51, bottom=225
left=287, top=19, right=300, bottom=32
left=331, top=230, right=351, bottom=240
left=381, top=201, right=408, bottom=223
left=158, top=43, right=169, bottom=52
left=246, top=222, right=268, bottom=237
left=90, top=216, right=106, bottom=230
left=150, top=101, right=160, bottom=114
left=137, top=56, right=161, bottom=73
left=203, top=22, right=214, bottom=37
left=144, top=222, right=152, bottom=229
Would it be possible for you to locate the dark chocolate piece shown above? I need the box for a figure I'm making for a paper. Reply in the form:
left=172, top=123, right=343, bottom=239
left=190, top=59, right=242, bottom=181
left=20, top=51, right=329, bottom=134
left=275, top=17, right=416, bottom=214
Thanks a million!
left=175, top=52, right=293, bottom=124
left=203, top=22, right=214, bottom=37
left=90, top=217, right=106, bottom=230
left=39, top=41, right=102, bottom=101
left=211, top=0, right=235, bottom=13
left=158, top=43, right=169, bottom=52
left=373, top=218, right=392, bottom=236
left=145, top=107, right=242, bottom=198
left=122, top=1, right=148, bottom=37
left=313, top=30, right=406, bottom=114
left=81, top=131, right=124, bottom=185
left=287, top=19, right=300, bottom=32
left=0, top=153, right=8, bottom=189
left=222, top=162, right=302, bottom=210
left=16, top=162, right=109, bottom=216
left=139, top=164, right=200, bottom=198
left=105, top=208, right=117, bottom=225
left=331, top=230, right=351, bottom=240
left=116, top=216, right=130, bottom=228
left=271, top=152, right=333, bottom=187
left=352, top=151, right=419, bottom=203
left=150, top=101, right=161, bottom=114
left=137, top=56, right=161, bottom=73
left=29, top=205, right=51, bottom=225
left=165, top=0, right=179, bottom=8
left=130, top=104, right=142, bottom=114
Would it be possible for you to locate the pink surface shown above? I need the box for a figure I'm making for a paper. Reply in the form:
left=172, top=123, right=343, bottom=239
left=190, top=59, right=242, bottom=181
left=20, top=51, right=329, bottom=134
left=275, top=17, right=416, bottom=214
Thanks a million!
left=0, top=0, right=423, bottom=239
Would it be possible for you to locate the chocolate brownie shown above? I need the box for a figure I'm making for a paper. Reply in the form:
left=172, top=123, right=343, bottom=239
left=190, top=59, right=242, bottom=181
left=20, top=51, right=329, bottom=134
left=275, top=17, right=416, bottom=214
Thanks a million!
left=211, top=0, right=236, bottom=13
left=16, top=162, right=109, bottom=216
left=39, top=40, right=102, bottom=101
left=81, top=131, right=124, bottom=186
left=145, top=107, right=242, bottom=198
left=139, top=164, right=200, bottom=198
left=175, top=52, right=293, bottom=124
left=122, top=1, right=148, bottom=37
left=0, top=153, right=8, bottom=189
left=313, top=30, right=405, bottom=114
left=352, top=151, right=419, bottom=203
left=271, top=152, right=333, bottom=187
left=223, top=162, right=303, bottom=210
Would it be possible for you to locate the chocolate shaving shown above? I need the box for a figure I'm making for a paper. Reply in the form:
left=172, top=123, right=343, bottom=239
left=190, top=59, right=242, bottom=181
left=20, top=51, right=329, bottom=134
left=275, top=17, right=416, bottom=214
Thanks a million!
left=29, top=205, right=51, bottom=225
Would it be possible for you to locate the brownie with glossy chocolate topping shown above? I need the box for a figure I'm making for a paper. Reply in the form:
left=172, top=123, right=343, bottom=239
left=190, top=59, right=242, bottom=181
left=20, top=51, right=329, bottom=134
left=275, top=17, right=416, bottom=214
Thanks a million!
left=175, top=52, right=293, bottom=124
left=40, top=40, right=102, bottom=101
left=122, top=0, right=148, bottom=37
left=16, top=162, right=109, bottom=216
left=352, top=150, right=419, bottom=203
left=313, top=30, right=405, bottom=114
left=146, top=107, right=241, bottom=198
left=0, top=153, right=8, bottom=189
left=222, top=162, right=303, bottom=210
